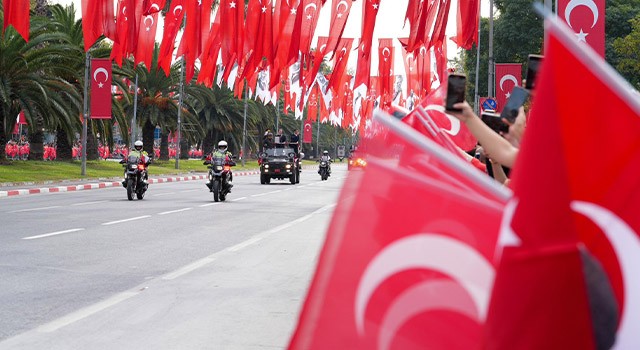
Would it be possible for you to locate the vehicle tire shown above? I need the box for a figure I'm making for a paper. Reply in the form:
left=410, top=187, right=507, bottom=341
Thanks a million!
left=126, top=178, right=134, bottom=200
left=213, top=179, right=220, bottom=202
left=290, top=173, right=296, bottom=184
left=136, top=186, right=145, bottom=200
left=295, top=169, right=300, bottom=183
left=260, top=174, right=266, bottom=184
left=265, top=177, right=271, bottom=184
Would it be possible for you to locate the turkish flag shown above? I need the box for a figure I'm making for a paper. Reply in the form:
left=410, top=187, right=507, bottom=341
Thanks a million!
left=353, top=0, right=381, bottom=90
left=415, top=45, right=432, bottom=98
left=135, top=0, right=161, bottom=71
left=90, top=59, right=112, bottom=119
left=305, top=37, right=329, bottom=90
left=494, top=63, right=522, bottom=112
left=178, top=0, right=212, bottom=82
left=400, top=40, right=419, bottom=98
left=158, top=0, right=184, bottom=76
left=81, top=0, right=116, bottom=51
left=242, top=0, right=274, bottom=84
left=197, top=10, right=222, bottom=88
left=405, top=0, right=438, bottom=52
left=299, top=0, right=323, bottom=57
left=451, top=0, right=480, bottom=50
left=270, top=0, right=302, bottom=89
left=303, top=120, right=313, bottom=143
left=489, top=15, right=640, bottom=349
left=3, top=0, right=30, bottom=42
left=289, top=112, right=506, bottom=349
left=307, top=85, right=319, bottom=122
left=220, top=0, right=245, bottom=83
left=557, top=0, right=605, bottom=57
left=325, top=0, right=353, bottom=60
left=327, top=38, right=354, bottom=95
left=429, top=0, right=452, bottom=49
left=378, top=38, right=395, bottom=109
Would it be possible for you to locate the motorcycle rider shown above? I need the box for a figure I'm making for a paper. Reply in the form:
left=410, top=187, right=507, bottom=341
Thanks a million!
left=207, top=140, right=235, bottom=191
left=121, top=140, right=150, bottom=187
left=319, top=150, right=332, bottom=176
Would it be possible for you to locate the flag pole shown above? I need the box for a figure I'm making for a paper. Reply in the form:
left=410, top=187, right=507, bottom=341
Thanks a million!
left=132, top=73, right=139, bottom=148
left=81, top=52, right=90, bottom=176
left=176, top=57, right=185, bottom=169
left=242, top=81, right=248, bottom=167
left=474, top=2, right=482, bottom=115
left=488, top=0, right=495, bottom=97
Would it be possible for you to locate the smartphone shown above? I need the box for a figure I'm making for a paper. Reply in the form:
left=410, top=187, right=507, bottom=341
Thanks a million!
left=525, top=54, right=543, bottom=90
left=445, top=74, right=467, bottom=112
left=481, top=110, right=509, bottom=134
left=500, top=86, right=529, bottom=123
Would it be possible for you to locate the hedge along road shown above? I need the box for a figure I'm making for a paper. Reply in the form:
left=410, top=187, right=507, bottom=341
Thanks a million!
left=0, top=165, right=347, bottom=349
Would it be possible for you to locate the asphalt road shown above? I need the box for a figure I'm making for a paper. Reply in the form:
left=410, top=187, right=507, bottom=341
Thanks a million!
left=0, top=165, right=346, bottom=349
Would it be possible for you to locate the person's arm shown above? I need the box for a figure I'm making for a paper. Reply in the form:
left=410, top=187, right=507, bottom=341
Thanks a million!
left=450, top=101, right=519, bottom=168
left=489, top=158, right=509, bottom=185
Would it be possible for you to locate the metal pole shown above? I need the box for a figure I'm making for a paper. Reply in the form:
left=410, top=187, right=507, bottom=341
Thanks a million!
left=275, top=97, right=279, bottom=132
left=131, top=73, right=139, bottom=148
left=176, top=57, right=185, bottom=169
left=81, top=52, right=90, bottom=176
left=242, top=82, right=248, bottom=167
left=316, top=115, right=320, bottom=158
left=488, top=0, right=495, bottom=97
left=474, top=3, right=482, bottom=115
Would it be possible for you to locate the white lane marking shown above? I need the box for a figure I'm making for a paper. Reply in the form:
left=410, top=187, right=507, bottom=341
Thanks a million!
left=232, top=197, right=247, bottom=202
left=102, top=215, right=151, bottom=226
left=36, top=291, right=138, bottom=333
left=179, top=189, right=198, bottom=193
left=10, top=206, right=61, bottom=213
left=164, top=202, right=337, bottom=281
left=23, top=228, right=85, bottom=240
left=250, top=190, right=282, bottom=197
left=199, top=203, right=220, bottom=207
left=158, top=208, right=192, bottom=215
left=72, top=200, right=108, bottom=206
left=152, top=192, right=175, bottom=197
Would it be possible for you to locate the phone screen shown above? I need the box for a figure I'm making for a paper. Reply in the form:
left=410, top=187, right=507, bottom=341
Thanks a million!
left=525, top=55, right=543, bottom=90
left=445, top=74, right=467, bottom=112
left=500, top=86, right=529, bottom=123
left=481, top=111, right=509, bottom=134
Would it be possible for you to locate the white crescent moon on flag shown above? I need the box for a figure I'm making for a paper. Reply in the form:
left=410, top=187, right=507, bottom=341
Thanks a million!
left=93, top=67, right=109, bottom=83
left=122, top=6, right=127, bottom=16
left=144, top=15, right=154, bottom=28
left=565, top=0, right=599, bottom=29
left=340, top=47, right=347, bottom=56
left=499, top=74, right=519, bottom=91
left=406, top=53, right=414, bottom=66
left=354, top=234, right=495, bottom=334
left=382, top=47, right=391, bottom=58
left=150, top=3, right=160, bottom=12
left=336, top=0, right=349, bottom=13
left=419, top=46, right=427, bottom=56
left=571, top=201, right=640, bottom=350
left=304, top=2, right=317, bottom=13
left=424, top=105, right=462, bottom=136
left=173, top=5, right=183, bottom=16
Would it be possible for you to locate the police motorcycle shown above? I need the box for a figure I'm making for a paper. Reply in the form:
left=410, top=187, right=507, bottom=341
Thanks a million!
left=204, top=141, right=236, bottom=202
left=120, top=141, right=151, bottom=201
left=317, top=150, right=332, bottom=181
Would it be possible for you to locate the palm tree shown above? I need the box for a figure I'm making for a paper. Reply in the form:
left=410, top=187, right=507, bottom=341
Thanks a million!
left=0, top=12, right=82, bottom=164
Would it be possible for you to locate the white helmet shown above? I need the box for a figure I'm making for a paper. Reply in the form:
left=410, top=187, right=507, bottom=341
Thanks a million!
left=218, top=140, right=228, bottom=151
left=134, top=140, right=143, bottom=151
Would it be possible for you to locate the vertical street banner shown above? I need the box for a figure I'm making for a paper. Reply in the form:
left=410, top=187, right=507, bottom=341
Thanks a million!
left=494, top=63, right=522, bottom=113
left=90, top=58, right=113, bottom=119
left=557, top=0, right=605, bottom=57
left=303, top=120, right=313, bottom=143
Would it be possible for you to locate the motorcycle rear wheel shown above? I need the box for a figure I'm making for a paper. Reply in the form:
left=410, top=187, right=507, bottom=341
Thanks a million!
left=126, top=178, right=134, bottom=200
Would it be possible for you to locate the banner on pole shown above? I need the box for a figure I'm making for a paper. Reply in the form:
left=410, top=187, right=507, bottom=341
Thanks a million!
left=90, top=58, right=113, bottom=119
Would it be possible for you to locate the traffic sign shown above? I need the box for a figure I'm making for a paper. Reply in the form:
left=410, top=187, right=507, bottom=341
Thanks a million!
left=482, top=98, right=497, bottom=111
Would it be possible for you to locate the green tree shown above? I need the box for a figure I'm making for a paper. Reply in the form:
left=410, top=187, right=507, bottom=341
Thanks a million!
left=613, top=14, right=640, bottom=89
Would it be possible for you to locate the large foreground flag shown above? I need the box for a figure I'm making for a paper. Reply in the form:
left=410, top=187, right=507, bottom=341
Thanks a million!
left=486, top=12, right=640, bottom=349
left=3, top=0, right=30, bottom=42
left=557, top=0, right=605, bottom=57
left=289, top=112, right=509, bottom=350
left=90, top=59, right=112, bottom=119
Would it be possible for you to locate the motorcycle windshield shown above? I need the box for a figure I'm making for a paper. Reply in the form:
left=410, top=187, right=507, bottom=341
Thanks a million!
left=212, top=156, right=226, bottom=166
left=127, top=155, right=140, bottom=165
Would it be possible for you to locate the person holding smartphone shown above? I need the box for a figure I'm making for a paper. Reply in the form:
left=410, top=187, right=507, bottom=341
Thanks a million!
left=448, top=100, right=526, bottom=168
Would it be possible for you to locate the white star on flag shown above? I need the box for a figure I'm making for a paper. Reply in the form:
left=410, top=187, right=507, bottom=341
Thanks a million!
left=98, top=82, right=104, bottom=88
left=506, top=92, right=511, bottom=98
left=230, top=1, right=236, bottom=8
left=262, top=6, right=267, bottom=12
left=575, top=29, right=588, bottom=43
left=291, top=8, right=297, bottom=14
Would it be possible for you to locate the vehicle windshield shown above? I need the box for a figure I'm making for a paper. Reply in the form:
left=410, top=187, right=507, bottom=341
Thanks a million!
left=211, top=155, right=226, bottom=165
left=127, top=155, right=140, bottom=163
left=265, top=148, right=295, bottom=157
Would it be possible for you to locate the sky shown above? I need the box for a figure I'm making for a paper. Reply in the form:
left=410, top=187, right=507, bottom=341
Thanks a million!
left=56, top=0, right=492, bottom=79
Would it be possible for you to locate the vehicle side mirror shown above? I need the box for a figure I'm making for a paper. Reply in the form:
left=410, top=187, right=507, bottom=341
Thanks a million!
left=259, top=152, right=267, bottom=158
left=299, top=152, right=305, bottom=159
left=203, top=161, right=211, bottom=165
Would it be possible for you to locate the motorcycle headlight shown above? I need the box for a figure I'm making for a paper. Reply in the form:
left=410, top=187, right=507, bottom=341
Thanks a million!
left=215, top=166, right=223, bottom=171
left=130, top=164, right=137, bottom=169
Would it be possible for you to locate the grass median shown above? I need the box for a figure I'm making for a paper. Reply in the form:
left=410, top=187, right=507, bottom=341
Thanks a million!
left=0, top=159, right=319, bottom=184
left=0, top=159, right=262, bottom=183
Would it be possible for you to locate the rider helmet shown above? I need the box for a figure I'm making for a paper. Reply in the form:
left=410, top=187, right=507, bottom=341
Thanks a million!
left=134, top=140, right=143, bottom=151
left=218, top=140, right=228, bottom=152
left=323, top=150, right=329, bottom=155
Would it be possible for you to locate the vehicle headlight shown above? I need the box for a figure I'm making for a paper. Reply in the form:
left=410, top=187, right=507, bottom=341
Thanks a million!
left=130, top=164, right=137, bottom=169
left=285, top=164, right=291, bottom=169
left=215, top=166, right=223, bottom=171
left=264, top=164, right=269, bottom=169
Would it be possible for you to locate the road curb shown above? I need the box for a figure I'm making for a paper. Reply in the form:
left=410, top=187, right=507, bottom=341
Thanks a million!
left=0, top=171, right=261, bottom=198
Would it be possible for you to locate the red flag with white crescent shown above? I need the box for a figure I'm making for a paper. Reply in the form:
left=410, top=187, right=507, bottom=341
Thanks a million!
left=557, top=0, right=605, bottom=57
left=158, top=0, right=184, bottom=75
left=451, top=0, right=480, bottom=50
left=325, top=0, right=353, bottom=59
left=494, top=63, right=522, bottom=112
left=299, top=0, right=323, bottom=56
left=135, top=0, right=161, bottom=71
left=289, top=113, right=506, bottom=349
left=327, top=38, right=354, bottom=94
left=90, top=59, right=112, bottom=119
left=488, top=14, right=640, bottom=349
left=400, top=40, right=420, bottom=99
left=353, top=0, right=381, bottom=90
left=303, top=119, right=313, bottom=143
left=307, top=85, right=319, bottom=122
left=81, top=0, right=116, bottom=51
left=378, top=38, right=395, bottom=109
